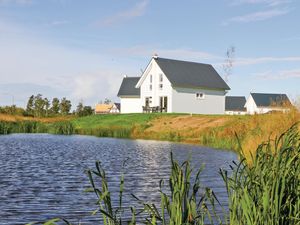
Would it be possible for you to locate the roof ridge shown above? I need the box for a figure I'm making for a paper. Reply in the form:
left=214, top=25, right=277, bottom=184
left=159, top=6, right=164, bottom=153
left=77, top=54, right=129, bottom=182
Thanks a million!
left=155, top=57, right=212, bottom=66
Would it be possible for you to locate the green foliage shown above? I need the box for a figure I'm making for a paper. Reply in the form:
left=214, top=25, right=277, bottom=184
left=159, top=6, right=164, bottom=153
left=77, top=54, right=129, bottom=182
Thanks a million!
left=60, top=97, right=72, bottom=115
left=76, top=102, right=94, bottom=117
left=220, top=124, right=300, bottom=225
left=0, top=105, right=25, bottom=116
left=51, top=121, right=74, bottom=135
left=51, top=98, right=60, bottom=114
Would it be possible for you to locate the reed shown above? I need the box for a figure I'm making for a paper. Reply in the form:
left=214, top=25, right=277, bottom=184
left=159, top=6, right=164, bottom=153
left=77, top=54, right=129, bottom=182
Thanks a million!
left=220, top=123, right=300, bottom=225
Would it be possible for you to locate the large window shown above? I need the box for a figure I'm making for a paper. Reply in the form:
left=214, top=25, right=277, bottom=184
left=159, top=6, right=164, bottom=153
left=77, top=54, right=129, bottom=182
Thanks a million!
left=159, top=74, right=163, bottom=90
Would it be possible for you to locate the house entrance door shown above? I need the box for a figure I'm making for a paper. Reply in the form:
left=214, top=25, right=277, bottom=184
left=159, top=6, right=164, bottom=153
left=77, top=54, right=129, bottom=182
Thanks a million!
left=159, top=96, right=168, bottom=112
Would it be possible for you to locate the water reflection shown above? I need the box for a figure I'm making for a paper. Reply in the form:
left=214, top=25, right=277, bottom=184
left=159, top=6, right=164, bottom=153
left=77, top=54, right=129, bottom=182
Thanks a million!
left=0, top=134, right=237, bottom=224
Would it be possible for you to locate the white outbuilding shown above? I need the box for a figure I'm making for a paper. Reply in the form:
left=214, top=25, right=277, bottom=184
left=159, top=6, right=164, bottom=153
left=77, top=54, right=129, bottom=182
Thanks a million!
left=245, top=93, right=291, bottom=114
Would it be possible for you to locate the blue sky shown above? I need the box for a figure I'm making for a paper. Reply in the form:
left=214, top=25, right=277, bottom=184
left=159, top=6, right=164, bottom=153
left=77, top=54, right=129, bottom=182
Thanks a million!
left=0, top=0, right=299, bottom=107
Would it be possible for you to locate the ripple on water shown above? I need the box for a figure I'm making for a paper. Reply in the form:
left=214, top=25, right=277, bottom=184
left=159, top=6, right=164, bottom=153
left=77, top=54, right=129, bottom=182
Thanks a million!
left=0, top=134, right=237, bottom=224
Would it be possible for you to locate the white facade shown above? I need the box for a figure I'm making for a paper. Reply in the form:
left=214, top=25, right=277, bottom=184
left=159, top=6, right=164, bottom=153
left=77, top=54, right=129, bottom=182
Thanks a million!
left=110, top=104, right=120, bottom=113
left=138, top=60, right=173, bottom=112
left=133, top=58, right=227, bottom=114
left=120, top=97, right=142, bottom=114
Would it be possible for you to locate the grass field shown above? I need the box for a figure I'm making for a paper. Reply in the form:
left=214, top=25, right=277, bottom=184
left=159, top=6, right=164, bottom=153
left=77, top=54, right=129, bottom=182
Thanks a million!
left=1, top=111, right=300, bottom=161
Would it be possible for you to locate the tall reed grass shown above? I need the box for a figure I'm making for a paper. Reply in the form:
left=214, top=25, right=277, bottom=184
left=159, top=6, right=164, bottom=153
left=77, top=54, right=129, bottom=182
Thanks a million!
left=220, top=123, right=300, bottom=225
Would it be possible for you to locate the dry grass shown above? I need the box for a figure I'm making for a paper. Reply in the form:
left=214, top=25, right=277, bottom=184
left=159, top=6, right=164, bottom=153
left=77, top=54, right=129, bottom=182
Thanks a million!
left=0, top=113, right=73, bottom=123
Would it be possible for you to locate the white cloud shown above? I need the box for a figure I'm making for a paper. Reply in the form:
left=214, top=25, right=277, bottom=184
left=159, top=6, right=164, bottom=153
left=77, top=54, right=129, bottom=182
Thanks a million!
left=97, top=0, right=149, bottom=27
left=223, top=8, right=290, bottom=25
left=234, top=56, right=300, bottom=66
left=50, top=20, right=69, bottom=26
left=254, top=69, right=300, bottom=79
left=110, top=45, right=220, bottom=62
left=231, top=0, right=291, bottom=7
left=0, top=19, right=125, bottom=106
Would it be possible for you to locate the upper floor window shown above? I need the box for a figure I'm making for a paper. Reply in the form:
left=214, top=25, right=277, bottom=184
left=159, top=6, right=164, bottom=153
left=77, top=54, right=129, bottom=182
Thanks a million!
left=159, top=74, right=163, bottom=82
left=159, top=83, right=163, bottom=90
left=149, top=84, right=152, bottom=91
left=196, top=92, right=205, bottom=100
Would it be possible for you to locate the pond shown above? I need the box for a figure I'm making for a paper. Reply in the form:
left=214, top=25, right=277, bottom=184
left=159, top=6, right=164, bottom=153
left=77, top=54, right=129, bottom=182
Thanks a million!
left=0, top=134, right=237, bottom=224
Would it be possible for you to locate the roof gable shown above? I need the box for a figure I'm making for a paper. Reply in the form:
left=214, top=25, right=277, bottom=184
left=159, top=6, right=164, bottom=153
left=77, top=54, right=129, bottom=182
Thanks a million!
left=117, top=77, right=140, bottom=97
left=251, top=93, right=291, bottom=107
left=155, top=57, right=230, bottom=90
left=225, top=96, right=246, bottom=111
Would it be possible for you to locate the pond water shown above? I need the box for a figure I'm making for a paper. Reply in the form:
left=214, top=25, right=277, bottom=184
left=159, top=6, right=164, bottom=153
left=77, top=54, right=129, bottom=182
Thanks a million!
left=0, top=134, right=237, bottom=224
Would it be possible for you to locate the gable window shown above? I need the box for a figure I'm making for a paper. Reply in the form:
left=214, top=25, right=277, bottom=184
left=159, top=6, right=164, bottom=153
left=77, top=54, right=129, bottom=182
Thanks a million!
left=196, top=92, right=205, bottom=100
left=159, top=83, right=163, bottom=90
left=149, top=84, right=152, bottom=91
left=159, top=74, right=163, bottom=82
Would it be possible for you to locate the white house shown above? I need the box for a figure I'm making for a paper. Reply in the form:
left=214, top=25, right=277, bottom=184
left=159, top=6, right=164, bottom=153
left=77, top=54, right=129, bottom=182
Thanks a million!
left=245, top=93, right=291, bottom=114
left=225, top=96, right=247, bottom=115
left=118, top=56, right=230, bottom=114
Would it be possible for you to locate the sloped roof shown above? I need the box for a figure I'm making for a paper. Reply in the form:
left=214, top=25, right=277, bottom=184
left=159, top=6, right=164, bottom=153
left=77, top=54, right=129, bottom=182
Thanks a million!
left=225, top=96, right=246, bottom=111
left=154, top=57, right=230, bottom=90
left=117, top=77, right=140, bottom=97
left=95, top=104, right=113, bottom=113
left=251, top=93, right=291, bottom=107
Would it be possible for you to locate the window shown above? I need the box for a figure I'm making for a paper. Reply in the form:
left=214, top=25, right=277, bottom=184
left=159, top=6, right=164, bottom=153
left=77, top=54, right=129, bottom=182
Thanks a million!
left=149, top=84, right=152, bottom=91
left=159, top=74, right=163, bottom=82
left=196, top=92, right=205, bottom=100
left=159, top=83, right=163, bottom=90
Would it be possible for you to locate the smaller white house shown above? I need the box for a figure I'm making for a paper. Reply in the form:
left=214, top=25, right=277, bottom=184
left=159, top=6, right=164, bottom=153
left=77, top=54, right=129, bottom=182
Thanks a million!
left=245, top=93, right=291, bottom=114
left=225, top=96, right=247, bottom=115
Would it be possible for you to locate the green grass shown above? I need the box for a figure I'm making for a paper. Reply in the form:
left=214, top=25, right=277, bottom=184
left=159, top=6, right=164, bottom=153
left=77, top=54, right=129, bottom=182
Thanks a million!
left=72, top=113, right=161, bottom=129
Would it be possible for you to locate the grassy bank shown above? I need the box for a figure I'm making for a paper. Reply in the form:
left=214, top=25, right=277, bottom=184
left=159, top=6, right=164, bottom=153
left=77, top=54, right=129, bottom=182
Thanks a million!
left=1, top=111, right=300, bottom=161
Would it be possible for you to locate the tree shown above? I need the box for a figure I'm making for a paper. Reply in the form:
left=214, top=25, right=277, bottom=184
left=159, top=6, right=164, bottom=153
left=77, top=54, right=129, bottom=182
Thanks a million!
left=223, top=46, right=235, bottom=83
left=51, top=98, right=60, bottom=114
left=26, top=95, right=34, bottom=116
left=82, top=106, right=94, bottom=116
left=104, top=98, right=112, bottom=104
left=76, top=102, right=84, bottom=116
left=60, top=97, right=72, bottom=115
left=34, top=94, right=45, bottom=117
left=44, top=98, right=50, bottom=117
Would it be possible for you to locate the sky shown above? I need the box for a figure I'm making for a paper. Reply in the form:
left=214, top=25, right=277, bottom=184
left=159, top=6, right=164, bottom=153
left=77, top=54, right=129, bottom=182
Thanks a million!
left=0, top=0, right=300, bottom=107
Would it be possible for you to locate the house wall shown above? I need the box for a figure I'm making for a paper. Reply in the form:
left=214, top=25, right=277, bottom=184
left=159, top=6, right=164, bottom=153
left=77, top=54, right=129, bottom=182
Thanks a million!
left=120, top=97, right=142, bottom=113
left=140, top=60, right=173, bottom=112
left=172, top=87, right=226, bottom=114
left=245, top=95, right=257, bottom=115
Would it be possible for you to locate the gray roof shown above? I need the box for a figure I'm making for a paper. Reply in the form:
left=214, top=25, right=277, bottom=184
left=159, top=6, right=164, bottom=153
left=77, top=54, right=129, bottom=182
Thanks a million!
left=225, top=96, right=246, bottom=111
left=251, top=93, right=291, bottom=107
left=117, top=77, right=140, bottom=97
left=155, top=57, right=230, bottom=90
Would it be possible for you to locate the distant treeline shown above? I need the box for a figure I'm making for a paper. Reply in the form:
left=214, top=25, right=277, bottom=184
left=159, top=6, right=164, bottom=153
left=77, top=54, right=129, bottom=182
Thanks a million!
left=0, top=94, right=94, bottom=117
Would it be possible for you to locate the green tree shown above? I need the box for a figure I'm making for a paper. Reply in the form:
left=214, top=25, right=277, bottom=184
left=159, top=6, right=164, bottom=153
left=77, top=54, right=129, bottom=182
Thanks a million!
left=60, top=97, right=72, bottom=115
left=44, top=98, right=50, bottom=117
left=104, top=98, right=112, bottom=104
left=26, top=95, right=34, bottom=116
left=51, top=98, right=60, bottom=115
left=76, top=102, right=84, bottom=116
left=82, top=106, right=94, bottom=116
left=34, top=94, right=45, bottom=117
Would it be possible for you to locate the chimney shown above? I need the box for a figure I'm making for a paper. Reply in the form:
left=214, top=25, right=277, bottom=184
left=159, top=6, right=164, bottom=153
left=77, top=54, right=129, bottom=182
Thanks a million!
left=153, top=53, right=158, bottom=59
left=123, top=75, right=128, bottom=78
